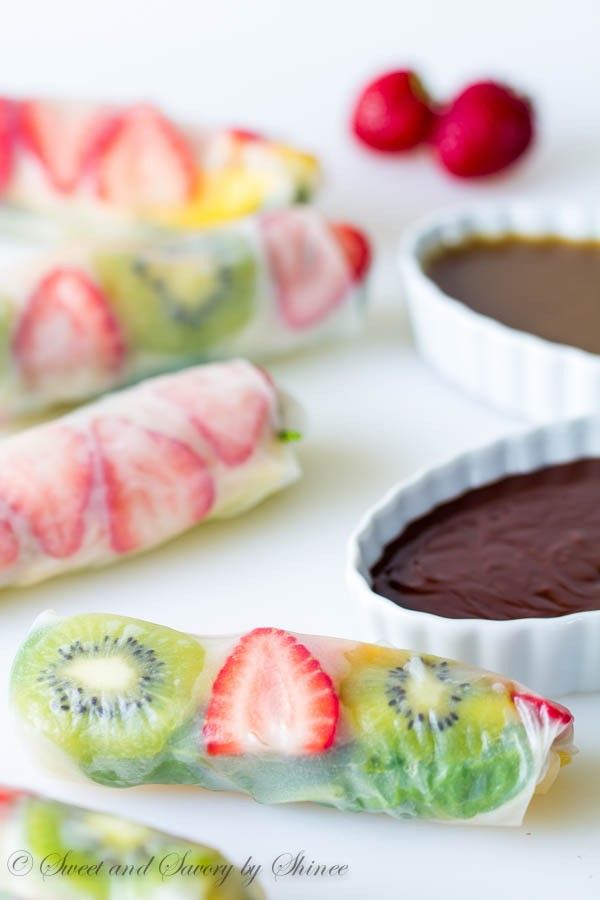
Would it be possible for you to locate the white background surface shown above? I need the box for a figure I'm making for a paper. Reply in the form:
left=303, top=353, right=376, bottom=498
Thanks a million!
left=1, top=1, right=600, bottom=898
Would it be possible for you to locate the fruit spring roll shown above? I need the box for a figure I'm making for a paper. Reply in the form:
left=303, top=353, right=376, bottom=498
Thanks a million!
left=11, top=613, right=575, bottom=826
left=0, top=788, right=263, bottom=899
left=0, top=360, right=300, bottom=587
left=0, top=207, right=370, bottom=418
left=0, top=98, right=319, bottom=227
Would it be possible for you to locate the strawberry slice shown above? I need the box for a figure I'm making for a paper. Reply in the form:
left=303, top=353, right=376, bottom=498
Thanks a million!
left=157, top=362, right=271, bottom=467
left=228, top=128, right=264, bottom=143
left=513, top=691, right=574, bottom=727
left=20, top=100, right=111, bottom=193
left=262, top=210, right=353, bottom=330
left=94, top=416, right=215, bottom=554
left=96, top=104, right=197, bottom=211
left=330, top=222, right=372, bottom=282
left=0, top=425, right=92, bottom=558
left=13, top=267, right=125, bottom=389
left=204, top=627, right=339, bottom=756
left=0, top=99, right=16, bottom=194
left=0, top=520, right=19, bottom=570
left=0, top=788, right=24, bottom=817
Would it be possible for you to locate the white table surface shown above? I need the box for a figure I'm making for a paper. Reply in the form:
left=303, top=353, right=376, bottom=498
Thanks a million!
left=0, top=1, right=599, bottom=897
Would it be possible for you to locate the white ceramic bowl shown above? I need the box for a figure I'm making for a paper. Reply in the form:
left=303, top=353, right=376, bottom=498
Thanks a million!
left=347, top=415, right=600, bottom=697
left=401, top=204, right=600, bottom=421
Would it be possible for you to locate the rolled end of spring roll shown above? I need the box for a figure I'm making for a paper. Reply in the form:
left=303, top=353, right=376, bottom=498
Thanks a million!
left=0, top=359, right=301, bottom=588
left=11, top=613, right=575, bottom=827
left=0, top=207, right=370, bottom=418
left=0, top=788, right=264, bottom=899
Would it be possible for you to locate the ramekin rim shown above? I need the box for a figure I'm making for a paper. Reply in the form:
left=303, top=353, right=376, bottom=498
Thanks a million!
left=347, top=413, right=600, bottom=631
left=397, top=203, right=600, bottom=370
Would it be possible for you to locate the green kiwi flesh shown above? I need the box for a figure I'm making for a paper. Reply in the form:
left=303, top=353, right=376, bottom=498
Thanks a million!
left=11, top=614, right=205, bottom=779
left=96, top=234, right=256, bottom=354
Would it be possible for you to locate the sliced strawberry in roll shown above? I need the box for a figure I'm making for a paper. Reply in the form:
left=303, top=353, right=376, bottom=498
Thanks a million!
left=0, top=425, right=92, bottom=559
left=0, top=788, right=25, bottom=818
left=96, top=104, right=197, bottom=211
left=157, top=361, right=271, bottom=467
left=20, top=100, right=112, bottom=193
left=0, top=99, right=16, bottom=194
left=13, top=267, right=125, bottom=390
left=262, top=209, right=363, bottom=331
left=330, top=222, right=372, bottom=282
left=513, top=691, right=574, bottom=727
left=204, top=627, right=339, bottom=756
left=0, top=520, right=19, bottom=570
left=94, top=416, right=215, bottom=554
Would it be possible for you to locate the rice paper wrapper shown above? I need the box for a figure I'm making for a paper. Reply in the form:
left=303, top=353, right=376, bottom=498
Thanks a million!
left=0, top=359, right=301, bottom=588
left=1, top=97, right=319, bottom=227
left=0, top=207, right=368, bottom=419
left=11, top=614, right=575, bottom=827
left=0, top=788, right=263, bottom=898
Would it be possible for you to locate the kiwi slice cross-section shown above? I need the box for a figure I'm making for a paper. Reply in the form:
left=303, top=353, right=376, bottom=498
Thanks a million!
left=385, top=657, right=469, bottom=732
left=340, top=646, right=534, bottom=819
left=96, top=233, right=256, bottom=355
left=11, top=614, right=205, bottom=783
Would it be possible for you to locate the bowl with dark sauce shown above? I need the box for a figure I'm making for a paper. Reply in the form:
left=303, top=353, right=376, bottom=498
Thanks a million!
left=348, top=415, right=600, bottom=695
left=400, top=206, right=600, bottom=419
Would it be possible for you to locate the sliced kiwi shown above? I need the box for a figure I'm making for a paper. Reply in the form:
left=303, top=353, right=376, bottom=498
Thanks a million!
left=11, top=614, right=205, bottom=783
left=24, top=795, right=256, bottom=899
left=95, top=233, right=256, bottom=354
left=340, top=645, right=533, bottom=819
left=25, top=797, right=109, bottom=900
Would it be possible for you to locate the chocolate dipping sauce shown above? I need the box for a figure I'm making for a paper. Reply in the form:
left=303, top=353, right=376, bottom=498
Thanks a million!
left=371, top=459, right=600, bottom=620
left=426, top=236, right=600, bottom=355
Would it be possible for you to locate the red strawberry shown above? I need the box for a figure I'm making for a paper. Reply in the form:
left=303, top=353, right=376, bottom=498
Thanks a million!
left=157, top=362, right=271, bottom=467
left=0, top=99, right=16, bottom=194
left=330, top=222, right=372, bottom=282
left=229, top=128, right=264, bottom=143
left=0, top=425, right=92, bottom=558
left=513, top=692, right=573, bottom=728
left=0, top=520, right=18, bottom=570
left=352, top=70, right=434, bottom=153
left=13, top=267, right=125, bottom=389
left=20, top=100, right=112, bottom=193
left=262, top=210, right=353, bottom=330
left=204, top=628, right=339, bottom=756
left=434, top=81, right=534, bottom=178
left=96, top=104, right=197, bottom=210
left=0, top=788, right=24, bottom=815
left=94, top=416, right=215, bottom=554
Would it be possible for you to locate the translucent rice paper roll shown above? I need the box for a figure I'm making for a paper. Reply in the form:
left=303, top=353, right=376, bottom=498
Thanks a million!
left=11, top=614, right=575, bottom=827
left=0, top=360, right=300, bottom=587
left=0, top=98, right=319, bottom=227
left=0, top=788, right=263, bottom=898
left=0, top=207, right=369, bottom=418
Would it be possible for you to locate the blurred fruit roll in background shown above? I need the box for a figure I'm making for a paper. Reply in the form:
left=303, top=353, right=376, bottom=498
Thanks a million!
left=0, top=98, right=320, bottom=226
left=0, top=360, right=301, bottom=587
left=0, top=788, right=263, bottom=898
left=12, top=613, right=575, bottom=826
left=0, top=207, right=369, bottom=418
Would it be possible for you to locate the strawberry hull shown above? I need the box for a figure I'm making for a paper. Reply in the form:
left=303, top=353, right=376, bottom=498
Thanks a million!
left=0, top=360, right=300, bottom=588
left=0, top=207, right=369, bottom=419
left=11, top=613, right=575, bottom=827
left=0, top=789, right=263, bottom=899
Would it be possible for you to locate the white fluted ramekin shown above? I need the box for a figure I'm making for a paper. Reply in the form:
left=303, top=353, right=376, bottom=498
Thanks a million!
left=347, top=415, right=600, bottom=696
left=401, top=205, right=600, bottom=421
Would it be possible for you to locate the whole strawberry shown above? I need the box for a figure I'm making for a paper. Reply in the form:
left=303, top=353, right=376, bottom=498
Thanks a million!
left=434, top=81, right=534, bottom=177
left=352, top=70, right=434, bottom=153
